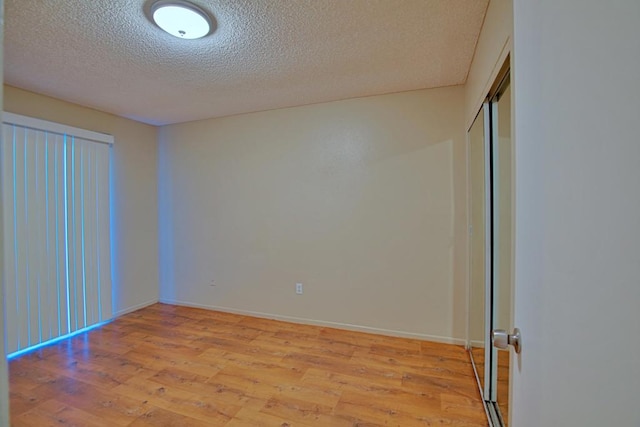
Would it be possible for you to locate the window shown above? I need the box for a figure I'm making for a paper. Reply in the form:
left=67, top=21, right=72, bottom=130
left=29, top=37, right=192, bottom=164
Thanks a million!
left=1, top=112, right=113, bottom=355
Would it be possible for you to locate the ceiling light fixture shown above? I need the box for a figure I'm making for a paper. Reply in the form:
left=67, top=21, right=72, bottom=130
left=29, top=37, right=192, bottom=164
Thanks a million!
left=150, top=0, right=213, bottom=39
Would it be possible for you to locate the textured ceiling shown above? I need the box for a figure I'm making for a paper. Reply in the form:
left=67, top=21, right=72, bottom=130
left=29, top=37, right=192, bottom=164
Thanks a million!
left=4, top=0, right=489, bottom=126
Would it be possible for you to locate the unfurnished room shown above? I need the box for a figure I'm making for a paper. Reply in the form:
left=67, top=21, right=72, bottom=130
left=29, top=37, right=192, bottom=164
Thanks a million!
left=0, top=1, right=639, bottom=426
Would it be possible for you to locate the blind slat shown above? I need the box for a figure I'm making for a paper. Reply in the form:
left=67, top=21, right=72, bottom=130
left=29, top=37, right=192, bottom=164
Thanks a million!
left=97, top=144, right=113, bottom=320
left=2, top=125, right=18, bottom=353
left=34, top=130, right=47, bottom=343
left=54, top=135, right=70, bottom=337
left=14, top=126, right=30, bottom=349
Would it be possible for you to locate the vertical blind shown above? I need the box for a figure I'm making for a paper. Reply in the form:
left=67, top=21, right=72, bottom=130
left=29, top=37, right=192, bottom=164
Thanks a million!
left=1, top=113, right=113, bottom=355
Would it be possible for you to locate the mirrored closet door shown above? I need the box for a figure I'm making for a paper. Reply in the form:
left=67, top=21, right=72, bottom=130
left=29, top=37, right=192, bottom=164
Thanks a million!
left=468, top=71, right=512, bottom=427
left=468, top=102, right=490, bottom=396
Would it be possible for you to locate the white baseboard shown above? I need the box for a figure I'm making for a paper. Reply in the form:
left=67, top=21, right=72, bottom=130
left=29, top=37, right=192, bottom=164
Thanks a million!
left=113, top=299, right=158, bottom=318
left=159, top=298, right=466, bottom=346
left=469, top=339, right=485, bottom=348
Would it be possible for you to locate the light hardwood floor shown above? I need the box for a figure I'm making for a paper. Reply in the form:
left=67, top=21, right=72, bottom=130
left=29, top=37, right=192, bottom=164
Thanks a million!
left=9, top=303, right=488, bottom=426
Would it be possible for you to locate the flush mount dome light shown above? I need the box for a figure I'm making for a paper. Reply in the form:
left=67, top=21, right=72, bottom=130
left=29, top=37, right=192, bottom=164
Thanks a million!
left=150, top=0, right=213, bottom=39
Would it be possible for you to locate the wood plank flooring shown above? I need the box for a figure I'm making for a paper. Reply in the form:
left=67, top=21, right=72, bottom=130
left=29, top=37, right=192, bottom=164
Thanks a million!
left=8, top=303, right=488, bottom=426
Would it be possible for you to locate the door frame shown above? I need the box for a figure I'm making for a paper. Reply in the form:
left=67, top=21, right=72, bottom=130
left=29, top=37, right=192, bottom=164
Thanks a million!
left=466, top=60, right=512, bottom=427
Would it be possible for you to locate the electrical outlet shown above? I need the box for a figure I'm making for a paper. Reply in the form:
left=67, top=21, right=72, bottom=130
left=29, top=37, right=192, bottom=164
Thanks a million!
left=296, top=283, right=303, bottom=295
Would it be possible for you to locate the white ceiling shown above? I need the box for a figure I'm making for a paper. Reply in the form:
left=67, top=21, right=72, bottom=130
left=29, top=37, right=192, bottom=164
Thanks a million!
left=4, top=0, right=489, bottom=126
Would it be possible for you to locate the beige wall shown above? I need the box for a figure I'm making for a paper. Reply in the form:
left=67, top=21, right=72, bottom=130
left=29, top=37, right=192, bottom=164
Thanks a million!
left=3, top=85, right=159, bottom=316
left=158, top=86, right=467, bottom=342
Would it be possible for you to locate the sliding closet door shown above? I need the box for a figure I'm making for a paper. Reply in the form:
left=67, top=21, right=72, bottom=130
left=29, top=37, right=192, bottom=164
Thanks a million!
left=467, top=71, right=514, bottom=427
left=491, top=76, right=513, bottom=425
left=468, top=104, right=491, bottom=396
left=1, top=114, right=113, bottom=354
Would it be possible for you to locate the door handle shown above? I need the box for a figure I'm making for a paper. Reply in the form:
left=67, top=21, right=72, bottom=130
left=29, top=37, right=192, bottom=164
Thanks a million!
left=492, top=328, right=521, bottom=354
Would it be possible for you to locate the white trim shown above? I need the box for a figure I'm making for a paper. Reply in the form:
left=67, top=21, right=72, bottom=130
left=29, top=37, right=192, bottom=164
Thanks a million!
left=466, top=38, right=512, bottom=131
left=482, top=102, right=494, bottom=401
left=465, top=120, right=472, bottom=347
left=2, top=112, right=114, bottom=145
left=159, top=298, right=466, bottom=345
left=470, top=339, right=486, bottom=348
left=0, top=104, right=10, bottom=426
left=112, top=299, right=158, bottom=317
